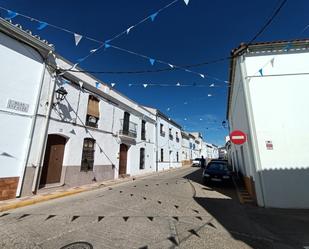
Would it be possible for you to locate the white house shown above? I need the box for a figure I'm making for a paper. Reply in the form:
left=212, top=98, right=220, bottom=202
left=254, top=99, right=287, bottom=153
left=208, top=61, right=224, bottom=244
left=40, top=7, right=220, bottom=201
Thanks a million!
left=0, top=18, right=157, bottom=199
left=227, top=40, right=309, bottom=208
left=0, top=19, right=55, bottom=200
left=145, top=108, right=182, bottom=171
left=181, top=131, right=191, bottom=166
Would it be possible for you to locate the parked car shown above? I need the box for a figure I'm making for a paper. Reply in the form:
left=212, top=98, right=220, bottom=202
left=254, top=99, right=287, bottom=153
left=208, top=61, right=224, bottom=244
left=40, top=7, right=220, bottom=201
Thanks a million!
left=202, top=161, right=233, bottom=185
left=192, top=158, right=201, bottom=167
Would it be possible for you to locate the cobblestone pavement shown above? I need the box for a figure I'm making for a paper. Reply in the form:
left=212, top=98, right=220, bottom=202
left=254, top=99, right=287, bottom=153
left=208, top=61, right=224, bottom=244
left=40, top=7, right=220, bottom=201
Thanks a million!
left=0, top=167, right=308, bottom=249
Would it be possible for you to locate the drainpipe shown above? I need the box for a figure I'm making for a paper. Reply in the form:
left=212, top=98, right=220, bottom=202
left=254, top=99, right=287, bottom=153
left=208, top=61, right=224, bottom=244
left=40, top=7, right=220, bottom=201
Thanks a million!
left=31, top=66, right=57, bottom=193
left=15, top=62, right=48, bottom=197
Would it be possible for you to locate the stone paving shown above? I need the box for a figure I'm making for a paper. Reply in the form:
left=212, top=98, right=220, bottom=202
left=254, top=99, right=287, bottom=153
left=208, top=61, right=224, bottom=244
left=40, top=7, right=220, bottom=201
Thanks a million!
left=0, top=167, right=308, bottom=249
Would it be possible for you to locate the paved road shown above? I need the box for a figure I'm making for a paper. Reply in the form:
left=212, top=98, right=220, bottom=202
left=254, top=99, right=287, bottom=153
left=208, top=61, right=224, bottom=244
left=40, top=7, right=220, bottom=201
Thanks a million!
left=0, top=167, right=308, bottom=249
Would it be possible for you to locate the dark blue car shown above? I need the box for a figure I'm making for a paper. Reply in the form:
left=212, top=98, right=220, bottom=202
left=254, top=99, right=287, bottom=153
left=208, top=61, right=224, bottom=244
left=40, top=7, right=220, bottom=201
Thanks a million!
left=202, top=161, right=233, bottom=185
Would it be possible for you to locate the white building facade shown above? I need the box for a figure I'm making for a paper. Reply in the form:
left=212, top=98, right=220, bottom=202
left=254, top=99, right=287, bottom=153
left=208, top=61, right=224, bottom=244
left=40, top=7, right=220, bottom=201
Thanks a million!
left=227, top=40, right=309, bottom=208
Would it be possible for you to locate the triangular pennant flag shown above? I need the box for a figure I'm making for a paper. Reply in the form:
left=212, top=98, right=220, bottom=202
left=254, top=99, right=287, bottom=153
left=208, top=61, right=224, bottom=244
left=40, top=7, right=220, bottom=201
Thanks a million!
left=168, top=64, right=174, bottom=68
left=90, top=48, right=98, bottom=53
left=71, top=216, right=79, bottom=222
left=111, top=83, right=116, bottom=87
left=128, top=83, right=132, bottom=87
left=143, top=84, right=148, bottom=88
left=188, top=229, right=200, bottom=237
left=69, top=129, right=76, bottom=135
left=258, top=68, right=263, bottom=76
left=176, top=82, right=181, bottom=86
left=184, top=118, right=187, bottom=121
left=207, top=94, right=212, bottom=97
left=79, top=81, right=84, bottom=88
left=184, top=0, right=190, bottom=5
left=105, top=43, right=111, bottom=49
left=98, top=216, right=105, bottom=222
left=270, top=58, right=275, bottom=67
left=147, top=217, right=154, bottom=221
left=200, top=74, right=205, bottom=78
left=95, top=82, right=100, bottom=89
left=18, top=214, right=30, bottom=220
left=150, top=12, right=158, bottom=21
left=210, top=83, right=215, bottom=87
left=126, top=26, right=134, bottom=34
left=123, top=216, right=129, bottom=222
left=99, top=147, right=103, bottom=153
left=199, top=118, right=203, bottom=121
left=6, top=10, right=18, bottom=20
left=167, top=107, right=170, bottom=111
left=37, top=22, right=48, bottom=30
left=45, top=215, right=56, bottom=221
left=149, top=58, right=155, bottom=66
left=74, top=33, right=83, bottom=46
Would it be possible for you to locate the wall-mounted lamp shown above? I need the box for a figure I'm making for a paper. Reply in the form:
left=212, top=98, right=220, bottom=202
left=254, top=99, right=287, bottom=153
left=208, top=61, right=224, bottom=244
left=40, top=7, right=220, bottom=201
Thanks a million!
left=54, top=87, right=68, bottom=105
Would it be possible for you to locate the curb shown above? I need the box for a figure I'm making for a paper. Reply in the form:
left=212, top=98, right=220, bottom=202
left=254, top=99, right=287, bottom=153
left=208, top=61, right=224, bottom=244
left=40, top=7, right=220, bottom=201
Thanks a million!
left=0, top=166, right=188, bottom=213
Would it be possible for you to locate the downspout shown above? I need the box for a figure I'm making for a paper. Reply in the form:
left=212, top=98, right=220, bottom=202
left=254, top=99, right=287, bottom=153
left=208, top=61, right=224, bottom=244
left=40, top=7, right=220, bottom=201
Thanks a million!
left=155, top=116, right=159, bottom=172
left=15, top=61, right=47, bottom=197
left=239, top=55, right=266, bottom=207
left=31, top=65, right=57, bottom=193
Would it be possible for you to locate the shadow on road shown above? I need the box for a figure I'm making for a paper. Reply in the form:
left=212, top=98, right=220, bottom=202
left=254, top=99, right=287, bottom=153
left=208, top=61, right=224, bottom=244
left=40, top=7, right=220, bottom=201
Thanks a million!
left=181, top=168, right=307, bottom=249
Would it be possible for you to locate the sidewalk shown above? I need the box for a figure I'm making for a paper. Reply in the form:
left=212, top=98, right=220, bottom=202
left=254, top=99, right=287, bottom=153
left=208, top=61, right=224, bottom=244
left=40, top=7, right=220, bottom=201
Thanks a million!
left=0, top=167, right=184, bottom=212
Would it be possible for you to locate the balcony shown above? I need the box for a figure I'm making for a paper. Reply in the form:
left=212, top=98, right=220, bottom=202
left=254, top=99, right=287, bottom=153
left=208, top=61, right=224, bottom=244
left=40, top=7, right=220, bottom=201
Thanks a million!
left=119, top=119, right=137, bottom=145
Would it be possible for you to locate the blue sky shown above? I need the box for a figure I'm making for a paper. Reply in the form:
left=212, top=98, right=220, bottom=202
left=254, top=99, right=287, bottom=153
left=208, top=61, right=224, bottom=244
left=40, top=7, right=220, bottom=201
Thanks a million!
left=1, top=0, right=309, bottom=146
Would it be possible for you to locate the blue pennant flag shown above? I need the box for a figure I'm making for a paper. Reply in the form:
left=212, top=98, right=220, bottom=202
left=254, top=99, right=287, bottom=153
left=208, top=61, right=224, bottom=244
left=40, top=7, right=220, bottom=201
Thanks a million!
left=150, top=12, right=158, bottom=22
left=95, top=82, right=100, bottom=89
left=284, top=43, right=292, bottom=51
left=258, top=68, right=263, bottom=76
left=37, top=22, right=48, bottom=30
left=149, top=58, right=155, bottom=66
left=105, top=43, right=111, bottom=49
left=5, top=10, right=18, bottom=20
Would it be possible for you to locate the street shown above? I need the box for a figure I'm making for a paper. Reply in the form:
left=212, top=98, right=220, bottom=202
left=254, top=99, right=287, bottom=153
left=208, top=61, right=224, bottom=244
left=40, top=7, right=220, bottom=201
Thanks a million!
left=0, top=167, right=308, bottom=249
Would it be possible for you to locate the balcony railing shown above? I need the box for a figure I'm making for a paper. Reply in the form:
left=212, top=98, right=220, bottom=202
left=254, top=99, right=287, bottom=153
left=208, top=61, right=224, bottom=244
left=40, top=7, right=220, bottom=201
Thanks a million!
left=169, top=134, right=173, bottom=140
left=119, top=119, right=137, bottom=138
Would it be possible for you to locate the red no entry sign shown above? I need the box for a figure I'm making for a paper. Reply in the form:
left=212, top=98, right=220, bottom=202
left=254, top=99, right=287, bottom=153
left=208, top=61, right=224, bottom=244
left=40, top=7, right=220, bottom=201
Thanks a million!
left=230, top=130, right=247, bottom=145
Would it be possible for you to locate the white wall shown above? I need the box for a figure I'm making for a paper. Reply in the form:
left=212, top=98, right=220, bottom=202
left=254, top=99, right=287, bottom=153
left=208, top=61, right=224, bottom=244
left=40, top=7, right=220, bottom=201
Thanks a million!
left=244, top=51, right=309, bottom=208
left=156, top=117, right=182, bottom=170
left=0, top=32, right=44, bottom=178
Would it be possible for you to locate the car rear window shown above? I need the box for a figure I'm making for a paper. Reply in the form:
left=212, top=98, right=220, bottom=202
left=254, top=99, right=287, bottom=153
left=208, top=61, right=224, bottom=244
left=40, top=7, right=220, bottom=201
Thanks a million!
left=207, top=163, right=228, bottom=171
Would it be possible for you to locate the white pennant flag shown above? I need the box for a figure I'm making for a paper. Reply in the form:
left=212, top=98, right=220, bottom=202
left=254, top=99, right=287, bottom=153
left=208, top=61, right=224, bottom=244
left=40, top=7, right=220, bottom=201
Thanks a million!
left=270, top=58, right=275, bottom=67
left=143, top=84, right=148, bottom=88
left=200, top=74, right=205, bottom=78
left=126, top=26, right=134, bottom=34
left=74, top=33, right=83, bottom=46
left=168, top=64, right=174, bottom=68
left=207, top=94, right=212, bottom=97
left=111, top=83, right=116, bottom=87
left=79, top=81, right=84, bottom=88
left=184, top=0, right=190, bottom=5
left=90, top=48, right=98, bottom=53
left=210, top=83, right=215, bottom=87
left=167, top=107, right=170, bottom=111
left=176, top=82, right=181, bottom=86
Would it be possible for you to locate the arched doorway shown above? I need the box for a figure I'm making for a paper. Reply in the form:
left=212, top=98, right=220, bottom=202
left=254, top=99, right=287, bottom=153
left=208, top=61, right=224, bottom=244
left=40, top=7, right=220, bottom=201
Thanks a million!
left=119, top=144, right=128, bottom=176
left=40, top=134, right=66, bottom=186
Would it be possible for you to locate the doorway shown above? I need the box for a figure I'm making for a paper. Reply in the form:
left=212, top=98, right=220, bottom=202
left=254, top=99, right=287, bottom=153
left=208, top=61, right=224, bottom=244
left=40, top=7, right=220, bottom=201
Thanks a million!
left=40, top=134, right=66, bottom=186
left=119, top=144, right=128, bottom=176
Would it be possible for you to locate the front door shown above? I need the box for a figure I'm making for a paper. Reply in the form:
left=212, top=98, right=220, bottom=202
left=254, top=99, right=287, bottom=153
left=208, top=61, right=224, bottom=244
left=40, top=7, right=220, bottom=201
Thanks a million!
left=40, top=135, right=66, bottom=186
left=119, top=144, right=128, bottom=176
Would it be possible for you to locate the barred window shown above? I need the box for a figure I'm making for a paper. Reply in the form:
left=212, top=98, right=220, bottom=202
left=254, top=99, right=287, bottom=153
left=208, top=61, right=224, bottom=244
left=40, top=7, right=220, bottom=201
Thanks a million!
left=81, top=138, right=95, bottom=171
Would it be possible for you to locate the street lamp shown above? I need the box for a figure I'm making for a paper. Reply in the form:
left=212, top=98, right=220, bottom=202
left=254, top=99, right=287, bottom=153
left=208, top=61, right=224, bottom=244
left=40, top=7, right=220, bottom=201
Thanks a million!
left=55, top=87, right=68, bottom=102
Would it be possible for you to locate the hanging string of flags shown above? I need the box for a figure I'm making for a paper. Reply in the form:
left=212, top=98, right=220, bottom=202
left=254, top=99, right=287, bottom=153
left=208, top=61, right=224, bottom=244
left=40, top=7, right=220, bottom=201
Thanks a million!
left=0, top=2, right=229, bottom=85
left=0, top=0, right=188, bottom=68
left=125, top=82, right=229, bottom=88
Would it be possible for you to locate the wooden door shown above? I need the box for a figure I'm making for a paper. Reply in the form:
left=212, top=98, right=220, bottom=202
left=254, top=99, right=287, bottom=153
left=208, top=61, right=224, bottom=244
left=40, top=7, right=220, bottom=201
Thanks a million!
left=123, top=112, right=130, bottom=134
left=119, top=144, right=128, bottom=175
left=40, top=135, right=66, bottom=186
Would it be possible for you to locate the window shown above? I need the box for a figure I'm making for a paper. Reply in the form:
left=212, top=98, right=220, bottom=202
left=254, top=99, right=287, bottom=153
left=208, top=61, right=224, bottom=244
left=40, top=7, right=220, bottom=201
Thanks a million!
left=169, top=128, right=173, bottom=140
left=141, top=120, right=146, bottom=140
left=176, top=132, right=179, bottom=142
left=139, top=148, right=145, bottom=169
left=160, top=148, right=164, bottom=162
left=81, top=138, right=95, bottom=171
left=86, top=95, right=99, bottom=128
left=160, top=124, right=165, bottom=136
left=176, top=152, right=179, bottom=162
